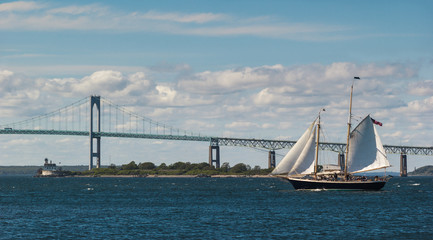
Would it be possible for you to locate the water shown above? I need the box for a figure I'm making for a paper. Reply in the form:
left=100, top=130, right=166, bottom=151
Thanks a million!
left=1, top=176, right=432, bottom=239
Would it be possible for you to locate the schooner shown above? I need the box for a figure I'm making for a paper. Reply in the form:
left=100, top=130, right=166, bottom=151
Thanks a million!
left=271, top=77, right=391, bottom=190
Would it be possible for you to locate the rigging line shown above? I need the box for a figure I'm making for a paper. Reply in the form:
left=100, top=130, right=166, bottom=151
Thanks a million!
left=249, top=147, right=285, bottom=158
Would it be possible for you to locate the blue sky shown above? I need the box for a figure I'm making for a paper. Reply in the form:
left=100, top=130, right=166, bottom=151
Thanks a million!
left=0, top=0, right=432, bottom=171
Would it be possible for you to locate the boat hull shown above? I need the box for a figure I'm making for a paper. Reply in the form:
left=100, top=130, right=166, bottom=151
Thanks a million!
left=285, top=177, right=386, bottom=191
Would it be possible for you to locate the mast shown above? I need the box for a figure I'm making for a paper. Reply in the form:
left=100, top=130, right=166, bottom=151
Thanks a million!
left=344, top=77, right=359, bottom=179
left=314, top=109, right=324, bottom=179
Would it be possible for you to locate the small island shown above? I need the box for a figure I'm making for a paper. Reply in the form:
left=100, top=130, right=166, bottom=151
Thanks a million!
left=408, top=165, right=433, bottom=176
left=58, top=161, right=274, bottom=177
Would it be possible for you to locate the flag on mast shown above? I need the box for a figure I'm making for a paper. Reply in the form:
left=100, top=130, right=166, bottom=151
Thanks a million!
left=371, top=118, right=383, bottom=126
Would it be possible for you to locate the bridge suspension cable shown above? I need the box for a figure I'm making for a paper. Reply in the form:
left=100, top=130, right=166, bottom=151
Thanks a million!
left=0, top=96, right=206, bottom=139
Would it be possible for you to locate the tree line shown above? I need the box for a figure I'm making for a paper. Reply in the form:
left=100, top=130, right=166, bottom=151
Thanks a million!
left=74, top=161, right=273, bottom=176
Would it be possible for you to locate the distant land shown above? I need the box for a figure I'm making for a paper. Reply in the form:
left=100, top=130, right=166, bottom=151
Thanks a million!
left=408, top=165, right=433, bottom=176
left=0, top=165, right=89, bottom=175
left=0, top=163, right=404, bottom=177
left=0, top=161, right=272, bottom=176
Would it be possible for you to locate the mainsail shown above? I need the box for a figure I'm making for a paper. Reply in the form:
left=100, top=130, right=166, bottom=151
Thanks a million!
left=271, top=120, right=317, bottom=175
left=347, top=115, right=390, bottom=173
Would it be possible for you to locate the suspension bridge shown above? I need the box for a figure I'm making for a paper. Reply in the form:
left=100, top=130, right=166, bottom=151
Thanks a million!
left=0, top=96, right=431, bottom=176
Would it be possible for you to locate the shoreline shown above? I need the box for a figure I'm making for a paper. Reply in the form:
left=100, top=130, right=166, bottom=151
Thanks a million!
left=67, top=174, right=273, bottom=178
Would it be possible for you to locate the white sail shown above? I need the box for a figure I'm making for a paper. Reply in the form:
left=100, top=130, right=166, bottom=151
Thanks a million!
left=290, top=126, right=316, bottom=175
left=271, top=120, right=316, bottom=175
left=347, top=115, right=390, bottom=173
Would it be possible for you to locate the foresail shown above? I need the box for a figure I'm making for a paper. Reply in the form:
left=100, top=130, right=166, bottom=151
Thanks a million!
left=290, top=126, right=316, bottom=175
left=347, top=115, right=390, bottom=173
left=271, top=120, right=316, bottom=175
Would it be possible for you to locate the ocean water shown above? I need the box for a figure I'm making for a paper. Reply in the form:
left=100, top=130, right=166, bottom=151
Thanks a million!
left=0, top=176, right=432, bottom=239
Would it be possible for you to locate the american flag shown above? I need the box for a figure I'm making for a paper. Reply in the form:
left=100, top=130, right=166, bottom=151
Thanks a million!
left=371, top=118, right=383, bottom=126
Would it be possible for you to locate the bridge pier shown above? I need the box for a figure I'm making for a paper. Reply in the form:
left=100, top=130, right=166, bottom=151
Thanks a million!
left=268, top=150, right=275, bottom=168
left=209, top=146, right=220, bottom=168
left=209, top=138, right=220, bottom=168
left=400, top=153, right=407, bottom=177
left=89, top=96, right=101, bottom=170
left=338, top=153, right=345, bottom=171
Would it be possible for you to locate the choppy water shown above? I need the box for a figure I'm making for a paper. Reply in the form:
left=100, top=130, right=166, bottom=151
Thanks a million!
left=1, top=176, right=432, bottom=239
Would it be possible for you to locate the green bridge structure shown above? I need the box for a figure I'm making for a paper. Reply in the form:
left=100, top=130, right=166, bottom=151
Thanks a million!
left=1, top=96, right=431, bottom=176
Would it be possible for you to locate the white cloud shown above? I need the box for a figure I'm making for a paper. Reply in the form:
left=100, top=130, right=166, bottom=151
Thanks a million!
left=178, top=62, right=416, bottom=99
left=225, top=121, right=260, bottom=130
left=178, top=65, right=282, bottom=94
left=137, top=11, right=228, bottom=23
left=72, top=70, right=127, bottom=94
left=383, top=131, right=402, bottom=138
left=408, top=80, right=433, bottom=96
left=5, top=137, right=42, bottom=146
left=0, top=2, right=350, bottom=40
left=405, top=96, right=433, bottom=114
left=225, top=104, right=253, bottom=113
left=38, top=70, right=154, bottom=100
left=47, top=4, right=107, bottom=16
left=148, top=108, right=174, bottom=118
left=261, top=123, right=275, bottom=129
left=146, top=84, right=214, bottom=107
left=0, top=61, right=428, bottom=148
left=0, top=1, right=42, bottom=12
left=183, top=120, right=215, bottom=130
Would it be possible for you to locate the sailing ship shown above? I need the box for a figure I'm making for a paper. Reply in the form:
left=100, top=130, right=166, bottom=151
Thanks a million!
left=271, top=78, right=391, bottom=190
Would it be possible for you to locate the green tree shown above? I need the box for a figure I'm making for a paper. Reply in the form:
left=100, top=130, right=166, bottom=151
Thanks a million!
left=158, top=163, right=168, bottom=169
left=122, top=161, right=138, bottom=170
left=139, top=162, right=156, bottom=170
left=220, top=162, right=230, bottom=172
left=194, top=162, right=215, bottom=170
left=230, top=163, right=248, bottom=173
left=169, top=161, right=187, bottom=170
left=194, top=162, right=210, bottom=170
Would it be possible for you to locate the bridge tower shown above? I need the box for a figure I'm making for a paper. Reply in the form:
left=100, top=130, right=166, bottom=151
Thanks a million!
left=400, top=152, right=407, bottom=177
left=209, top=138, right=220, bottom=168
left=338, top=153, right=345, bottom=171
left=89, top=96, right=101, bottom=170
left=268, top=150, right=276, bottom=168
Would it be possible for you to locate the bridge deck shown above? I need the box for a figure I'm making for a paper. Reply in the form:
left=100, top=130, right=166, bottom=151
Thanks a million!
left=0, top=129, right=431, bottom=155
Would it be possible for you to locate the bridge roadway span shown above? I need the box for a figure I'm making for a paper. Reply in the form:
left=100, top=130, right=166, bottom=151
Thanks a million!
left=1, top=129, right=432, bottom=156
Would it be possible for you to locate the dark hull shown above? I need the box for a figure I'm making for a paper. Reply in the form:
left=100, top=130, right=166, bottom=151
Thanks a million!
left=285, top=177, right=386, bottom=191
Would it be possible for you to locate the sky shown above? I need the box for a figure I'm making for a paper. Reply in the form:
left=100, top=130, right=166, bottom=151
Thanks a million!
left=0, top=0, right=432, bottom=172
